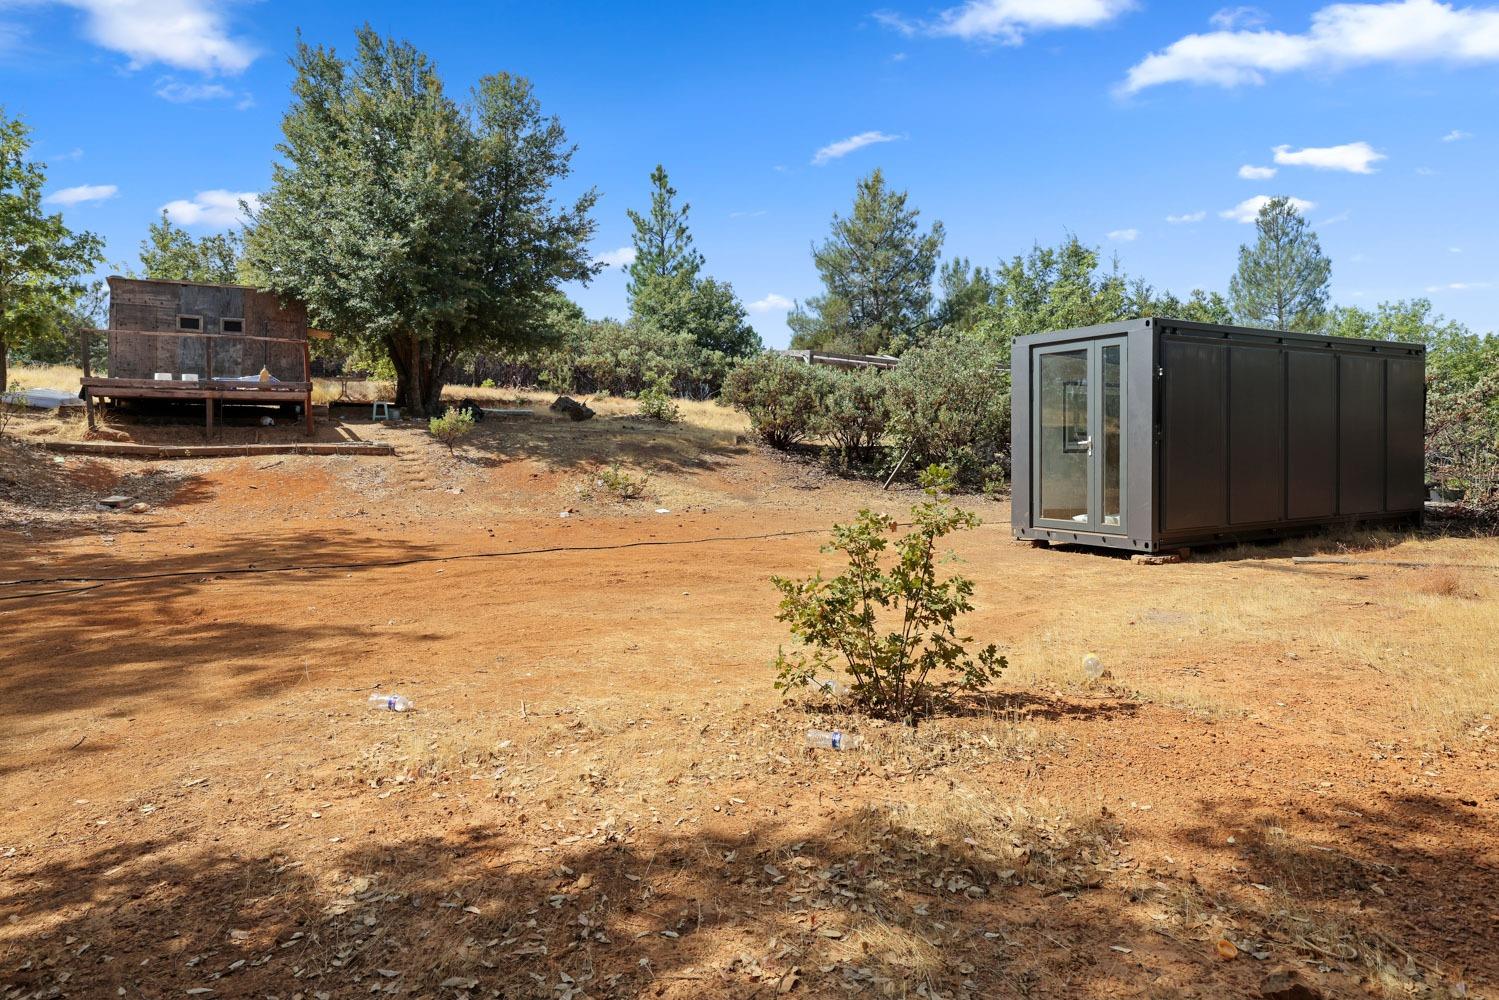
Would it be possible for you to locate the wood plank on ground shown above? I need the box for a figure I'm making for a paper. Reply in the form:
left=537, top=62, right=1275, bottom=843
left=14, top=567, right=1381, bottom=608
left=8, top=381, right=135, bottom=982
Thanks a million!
left=33, top=440, right=395, bottom=459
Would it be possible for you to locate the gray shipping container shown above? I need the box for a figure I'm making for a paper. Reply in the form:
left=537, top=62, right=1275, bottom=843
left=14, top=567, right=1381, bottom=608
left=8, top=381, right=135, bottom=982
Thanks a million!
left=1010, top=318, right=1426, bottom=554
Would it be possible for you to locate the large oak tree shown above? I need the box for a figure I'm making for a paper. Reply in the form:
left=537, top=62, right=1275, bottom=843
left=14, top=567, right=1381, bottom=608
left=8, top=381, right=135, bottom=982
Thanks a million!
left=245, top=30, right=600, bottom=414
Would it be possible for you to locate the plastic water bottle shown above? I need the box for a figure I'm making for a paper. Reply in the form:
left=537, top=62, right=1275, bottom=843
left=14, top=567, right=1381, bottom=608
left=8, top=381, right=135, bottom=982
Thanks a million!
left=1082, top=653, right=1104, bottom=680
left=368, top=693, right=412, bottom=713
left=811, top=677, right=846, bottom=696
left=805, top=729, right=862, bottom=750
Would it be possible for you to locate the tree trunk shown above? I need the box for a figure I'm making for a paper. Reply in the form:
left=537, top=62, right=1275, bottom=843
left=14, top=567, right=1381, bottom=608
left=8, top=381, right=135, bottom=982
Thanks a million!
left=0, top=332, right=8, bottom=394
left=385, top=332, right=448, bottom=418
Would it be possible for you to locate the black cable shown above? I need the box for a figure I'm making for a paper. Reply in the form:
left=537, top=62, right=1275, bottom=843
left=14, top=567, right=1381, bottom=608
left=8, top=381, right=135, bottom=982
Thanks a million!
left=0, top=526, right=833, bottom=596
left=0, top=583, right=106, bottom=603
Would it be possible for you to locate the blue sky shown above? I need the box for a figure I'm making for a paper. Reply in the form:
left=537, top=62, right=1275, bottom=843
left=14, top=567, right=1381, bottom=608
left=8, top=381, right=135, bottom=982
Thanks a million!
left=3, top=0, right=1496, bottom=348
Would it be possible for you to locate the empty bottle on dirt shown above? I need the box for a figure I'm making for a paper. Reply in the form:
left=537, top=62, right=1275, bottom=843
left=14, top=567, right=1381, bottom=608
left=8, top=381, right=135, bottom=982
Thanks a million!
left=805, top=729, right=861, bottom=750
left=368, top=693, right=413, bottom=713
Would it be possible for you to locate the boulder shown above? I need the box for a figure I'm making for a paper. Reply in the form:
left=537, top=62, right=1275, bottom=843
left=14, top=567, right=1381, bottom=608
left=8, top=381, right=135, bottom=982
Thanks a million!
left=549, top=396, right=595, bottom=421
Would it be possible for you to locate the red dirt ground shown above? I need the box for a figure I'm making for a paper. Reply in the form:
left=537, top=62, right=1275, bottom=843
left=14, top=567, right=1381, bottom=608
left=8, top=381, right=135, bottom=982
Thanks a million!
left=1, top=412, right=1495, bottom=1000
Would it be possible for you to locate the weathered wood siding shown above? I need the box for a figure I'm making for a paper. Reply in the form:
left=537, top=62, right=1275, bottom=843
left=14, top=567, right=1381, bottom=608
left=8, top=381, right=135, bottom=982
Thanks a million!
left=105, top=277, right=308, bottom=380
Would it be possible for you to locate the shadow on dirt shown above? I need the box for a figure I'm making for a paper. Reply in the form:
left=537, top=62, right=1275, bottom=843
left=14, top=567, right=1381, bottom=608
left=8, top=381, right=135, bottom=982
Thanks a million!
left=1175, top=791, right=1495, bottom=989
left=456, top=413, right=752, bottom=479
left=959, top=689, right=1141, bottom=723
left=0, top=795, right=1286, bottom=999
left=0, top=528, right=431, bottom=769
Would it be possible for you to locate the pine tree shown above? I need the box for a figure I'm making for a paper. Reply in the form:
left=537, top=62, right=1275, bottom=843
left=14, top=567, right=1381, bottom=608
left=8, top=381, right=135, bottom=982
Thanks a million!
left=626, top=165, right=702, bottom=309
left=1229, top=196, right=1331, bottom=332
left=788, top=169, right=943, bottom=355
left=624, top=165, right=758, bottom=359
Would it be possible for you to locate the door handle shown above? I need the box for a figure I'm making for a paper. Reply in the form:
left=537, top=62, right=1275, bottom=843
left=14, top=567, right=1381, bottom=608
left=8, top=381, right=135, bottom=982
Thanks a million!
left=1077, top=436, right=1093, bottom=456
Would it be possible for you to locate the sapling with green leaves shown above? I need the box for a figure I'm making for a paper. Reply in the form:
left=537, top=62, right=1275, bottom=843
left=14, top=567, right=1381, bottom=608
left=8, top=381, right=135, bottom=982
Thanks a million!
left=429, top=406, right=476, bottom=455
left=771, top=464, right=1005, bottom=722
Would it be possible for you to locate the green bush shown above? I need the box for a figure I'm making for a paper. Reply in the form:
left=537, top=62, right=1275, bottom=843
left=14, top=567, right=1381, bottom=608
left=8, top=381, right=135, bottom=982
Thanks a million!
left=1427, top=370, right=1499, bottom=521
left=636, top=376, right=681, bottom=423
left=822, top=367, right=889, bottom=465
left=428, top=406, right=476, bottom=455
left=885, top=335, right=1010, bottom=487
left=770, top=465, right=1005, bottom=723
left=722, top=354, right=827, bottom=449
left=0, top=380, right=24, bottom=440
left=590, top=461, right=651, bottom=501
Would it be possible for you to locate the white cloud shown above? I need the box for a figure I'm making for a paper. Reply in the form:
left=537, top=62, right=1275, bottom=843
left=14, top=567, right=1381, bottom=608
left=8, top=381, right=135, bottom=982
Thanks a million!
left=1441, top=128, right=1472, bottom=141
left=593, top=246, right=637, bottom=268
left=1273, top=141, right=1385, bottom=173
left=1210, top=6, right=1268, bottom=30
left=1319, top=209, right=1352, bottom=225
left=811, top=130, right=902, bottom=165
left=1415, top=165, right=1437, bottom=175
left=729, top=209, right=767, bottom=219
left=161, top=189, right=258, bottom=227
left=1165, top=210, right=1206, bottom=223
left=1120, top=0, right=1499, bottom=94
left=1238, top=164, right=1277, bottom=179
left=1220, top=194, right=1316, bottom=223
left=53, top=0, right=256, bottom=74
left=876, top=0, right=1134, bottom=44
left=45, top=183, right=118, bottom=206
left=153, top=77, right=234, bottom=102
left=748, top=294, right=795, bottom=314
left=1449, top=246, right=1462, bottom=253
left=1424, top=281, right=1493, bottom=291
left=1106, top=228, right=1138, bottom=241
left=0, top=20, right=26, bottom=56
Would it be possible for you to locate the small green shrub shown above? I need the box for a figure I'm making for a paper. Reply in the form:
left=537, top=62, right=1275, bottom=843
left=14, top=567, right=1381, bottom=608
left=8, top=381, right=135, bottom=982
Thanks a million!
left=771, top=465, right=1006, bottom=723
left=722, top=354, right=826, bottom=449
left=0, top=380, right=24, bottom=441
left=636, top=377, right=681, bottom=422
left=590, top=462, right=650, bottom=501
left=428, top=406, right=476, bottom=455
left=822, top=367, right=889, bottom=465
left=480, top=377, right=497, bottom=389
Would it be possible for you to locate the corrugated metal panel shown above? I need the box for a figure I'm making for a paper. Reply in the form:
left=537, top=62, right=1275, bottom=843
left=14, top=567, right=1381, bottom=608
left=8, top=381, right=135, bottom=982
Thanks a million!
left=1385, top=358, right=1425, bottom=511
left=1286, top=351, right=1338, bottom=519
left=1228, top=345, right=1286, bottom=524
left=1338, top=355, right=1385, bottom=515
left=1160, top=339, right=1226, bottom=531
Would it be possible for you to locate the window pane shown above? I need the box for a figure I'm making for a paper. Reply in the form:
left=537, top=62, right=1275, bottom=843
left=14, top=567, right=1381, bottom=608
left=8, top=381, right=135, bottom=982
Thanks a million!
left=1039, top=350, right=1089, bottom=522
left=1102, top=345, right=1123, bottom=528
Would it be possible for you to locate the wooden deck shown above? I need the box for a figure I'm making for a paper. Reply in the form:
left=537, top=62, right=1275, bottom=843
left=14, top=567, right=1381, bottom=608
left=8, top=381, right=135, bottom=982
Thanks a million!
left=81, top=325, right=316, bottom=437
left=81, top=377, right=315, bottom=436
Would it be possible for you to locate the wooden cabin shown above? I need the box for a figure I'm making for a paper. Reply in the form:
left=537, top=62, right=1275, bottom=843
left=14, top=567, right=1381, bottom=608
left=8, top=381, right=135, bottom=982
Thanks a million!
left=83, top=277, right=315, bottom=436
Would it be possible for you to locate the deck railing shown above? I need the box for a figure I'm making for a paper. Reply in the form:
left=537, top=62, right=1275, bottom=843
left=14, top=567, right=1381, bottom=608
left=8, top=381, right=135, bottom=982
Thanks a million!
left=82, top=327, right=311, bottom=384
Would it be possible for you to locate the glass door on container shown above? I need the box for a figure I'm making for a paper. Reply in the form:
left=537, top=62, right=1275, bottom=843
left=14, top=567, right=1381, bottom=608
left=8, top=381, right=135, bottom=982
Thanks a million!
left=1033, top=339, right=1126, bottom=534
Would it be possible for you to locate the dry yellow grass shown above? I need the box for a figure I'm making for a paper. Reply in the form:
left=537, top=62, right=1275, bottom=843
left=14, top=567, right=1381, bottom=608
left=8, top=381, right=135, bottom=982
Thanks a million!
left=8, top=363, right=83, bottom=392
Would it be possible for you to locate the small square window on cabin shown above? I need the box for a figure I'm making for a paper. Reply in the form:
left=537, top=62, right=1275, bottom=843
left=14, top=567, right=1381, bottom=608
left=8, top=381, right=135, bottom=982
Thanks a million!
left=221, top=318, right=245, bottom=334
left=177, top=315, right=203, bottom=332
